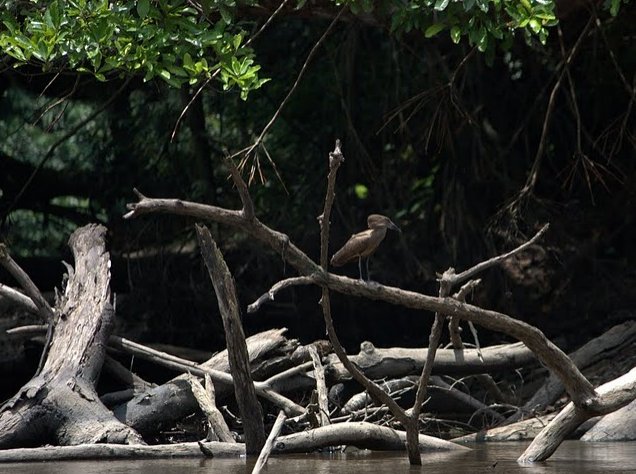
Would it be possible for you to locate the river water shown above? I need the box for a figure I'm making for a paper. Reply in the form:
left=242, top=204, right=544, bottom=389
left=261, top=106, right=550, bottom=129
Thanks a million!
left=3, top=441, right=635, bottom=473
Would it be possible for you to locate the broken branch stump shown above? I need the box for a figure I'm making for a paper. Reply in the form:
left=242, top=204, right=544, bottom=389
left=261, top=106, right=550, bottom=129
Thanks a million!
left=0, top=224, right=143, bottom=448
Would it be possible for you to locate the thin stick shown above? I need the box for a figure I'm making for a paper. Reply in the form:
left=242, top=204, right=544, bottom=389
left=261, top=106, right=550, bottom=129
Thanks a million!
left=247, top=276, right=317, bottom=313
left=251, top=410, right=286, bottom=474
left=233, top=7, right=345, bottom=161
left=308, top=345, right=330, bottom=426
left=452, top=224, right=549, bottom=285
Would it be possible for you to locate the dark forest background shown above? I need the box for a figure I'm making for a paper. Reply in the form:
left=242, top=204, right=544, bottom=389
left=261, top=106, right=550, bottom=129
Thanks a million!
left=1, top=1, right=635, bottom=397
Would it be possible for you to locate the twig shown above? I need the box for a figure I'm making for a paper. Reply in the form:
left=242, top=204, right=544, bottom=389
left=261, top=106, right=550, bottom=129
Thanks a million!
left=170, top=70, right=219, bottom=142
left=452, top=224, right=549, bottom=285
left=245, top=0, right=291, bottom=46
left=247, top=276, right=317, bottom=313
left=232, top=7, right=345, bottom=163
left=251, top=410, right=286, bottom=474
left=2, top=77, right=132, bottom=224
left=0, top=284, right=38, bottom=313
left=0, top=246, right=55, bottom=322
left=516, top=17, right=593, bottom=199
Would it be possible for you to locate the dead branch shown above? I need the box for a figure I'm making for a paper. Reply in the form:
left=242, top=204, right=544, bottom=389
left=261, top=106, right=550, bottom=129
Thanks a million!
left=512, top=320, right=636, bottom=423
left=315, top=142, right=411, bottom=431
left=196, top=224, right=265, bottom=453
left=247, top=276, right=317, bottom=313
left=107, top=334, right=304, bottom=416
left=309, top=345, right=330, bottom=426
left=252, top=410, right=286, bottom=474
left=0, top=245, right=55, bottom=322
left=0, top=283, right=38, bottom=313
left=519, top=366, right=636, bottom=462
left=187, top=374, right=235, bottom=443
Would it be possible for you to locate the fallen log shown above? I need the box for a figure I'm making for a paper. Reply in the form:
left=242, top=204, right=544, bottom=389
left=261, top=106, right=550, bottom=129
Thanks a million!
left=519, top=366, right=636, bottom=462
left=329, top=341, right=535, bottom=380
left=513, top=320, right=636, bottom=422
left=0, top=422, right=469, bottom=462
left=581, top=397, right=636, bottom=441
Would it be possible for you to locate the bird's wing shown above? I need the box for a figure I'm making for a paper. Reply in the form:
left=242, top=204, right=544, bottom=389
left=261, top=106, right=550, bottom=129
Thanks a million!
left=330, top=230, right=372, bottom=266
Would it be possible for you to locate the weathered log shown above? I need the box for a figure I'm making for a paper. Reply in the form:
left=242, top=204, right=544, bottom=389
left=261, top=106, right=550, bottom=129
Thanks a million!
left=452, top=414, right=599, bottom=443
left=0, top=422, right=469, bottom=462
left=519, top=366, right=636, bottom=462
left=327, top=341, right=535, bottom=381
left=453, top=414, right=557, bottom=442
left=272, top=422, right=469, bottom=453
left=111, top=328, right=291, bottom=435
left=0, top=224, right=143, bottom=448
left=581, top=397, right=636, bottom=441
left=513, top=320, right=636, bottom=422
left=196, top=224, right=265, bottom=453
left=0, top=442, right=245, bottom=462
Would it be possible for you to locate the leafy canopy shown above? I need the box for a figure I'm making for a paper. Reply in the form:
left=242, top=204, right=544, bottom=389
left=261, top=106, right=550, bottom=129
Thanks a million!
left=0, top=0, right=628, bottom=97
left=0, top=0, right=268, bottom=99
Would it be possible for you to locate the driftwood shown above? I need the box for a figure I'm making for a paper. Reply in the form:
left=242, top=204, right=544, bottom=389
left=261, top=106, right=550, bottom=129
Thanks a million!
left=328, top=341, right=535, bottom=381
left=121, top=140, right=636, bottom=463
left=513, top=320, right=636, bottom=421
left=581, top=398, right=636, bottom=441
left=0, top=422, right=466, bottom=462
left=252, top=410, right=286, bottom=474
left=187, top=374, right=235, bottom=443
left=110, top=328, right=293, bottom=435
left=196, top=224, right=265, bottom=453
left=519, top=366, right=636, bottom=462
left=0, top=225, right=143, bottom=448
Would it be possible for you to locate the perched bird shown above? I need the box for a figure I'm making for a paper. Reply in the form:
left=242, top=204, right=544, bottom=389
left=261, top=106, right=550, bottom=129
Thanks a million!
left=330, top=214, right=401, bottom=281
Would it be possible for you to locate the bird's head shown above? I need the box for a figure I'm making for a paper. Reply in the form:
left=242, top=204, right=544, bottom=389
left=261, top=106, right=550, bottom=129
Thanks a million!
left=367, top=214, right=401, bottom=232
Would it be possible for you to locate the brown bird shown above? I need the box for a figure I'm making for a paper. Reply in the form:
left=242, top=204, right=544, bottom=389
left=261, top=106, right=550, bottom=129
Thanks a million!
left=330, top=214, right=401, bottom=281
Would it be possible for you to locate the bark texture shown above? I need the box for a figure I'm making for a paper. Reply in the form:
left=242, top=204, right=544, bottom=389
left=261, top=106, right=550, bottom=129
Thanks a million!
left=0, top=224, right=143, bottom=448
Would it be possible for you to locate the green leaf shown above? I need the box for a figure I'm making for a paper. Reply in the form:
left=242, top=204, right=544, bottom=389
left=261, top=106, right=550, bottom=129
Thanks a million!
left=529, top=19, right=541, bottom=34
left=450, top=26, right=461, bottom=44
left=425, top=23, right=445, bottom=38
left=610, top=0, right=620, bottom=16
left=354, top=183, right=369, bottom=200
left=137, top=0, right=150, bottom=19
left=434, top=0, right=450, bottom=11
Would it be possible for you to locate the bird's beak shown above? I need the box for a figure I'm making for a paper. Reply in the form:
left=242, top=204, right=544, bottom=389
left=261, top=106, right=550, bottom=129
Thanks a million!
left=389, top=220, right=401, bottom=233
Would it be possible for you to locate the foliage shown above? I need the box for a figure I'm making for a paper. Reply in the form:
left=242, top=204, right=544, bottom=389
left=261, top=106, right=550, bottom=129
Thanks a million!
left=0, top=0, right=268, bottom=98
left=339, top=0, right=559, bottom=55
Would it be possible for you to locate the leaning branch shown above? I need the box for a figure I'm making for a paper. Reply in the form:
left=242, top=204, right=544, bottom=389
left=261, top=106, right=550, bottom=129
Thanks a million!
left=124, top=193, right=596, bottom=409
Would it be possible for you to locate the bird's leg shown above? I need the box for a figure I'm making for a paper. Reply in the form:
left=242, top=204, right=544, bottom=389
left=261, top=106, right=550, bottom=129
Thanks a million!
left=358, top=257, right=364, bottom=281
left=365, top=257, right=371, bottom=282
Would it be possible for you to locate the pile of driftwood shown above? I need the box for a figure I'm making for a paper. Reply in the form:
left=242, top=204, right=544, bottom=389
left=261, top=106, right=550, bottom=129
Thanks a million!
left=1, top=141, right=635, bottom=468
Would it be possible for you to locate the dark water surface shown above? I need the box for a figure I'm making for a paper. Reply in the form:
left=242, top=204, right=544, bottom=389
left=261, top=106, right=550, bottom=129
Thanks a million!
left=2, top=441, right=635, bottom=473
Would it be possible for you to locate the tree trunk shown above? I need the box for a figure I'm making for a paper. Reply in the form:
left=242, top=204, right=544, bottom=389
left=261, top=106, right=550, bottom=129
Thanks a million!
left=0, top=224, right=143, bottom=448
